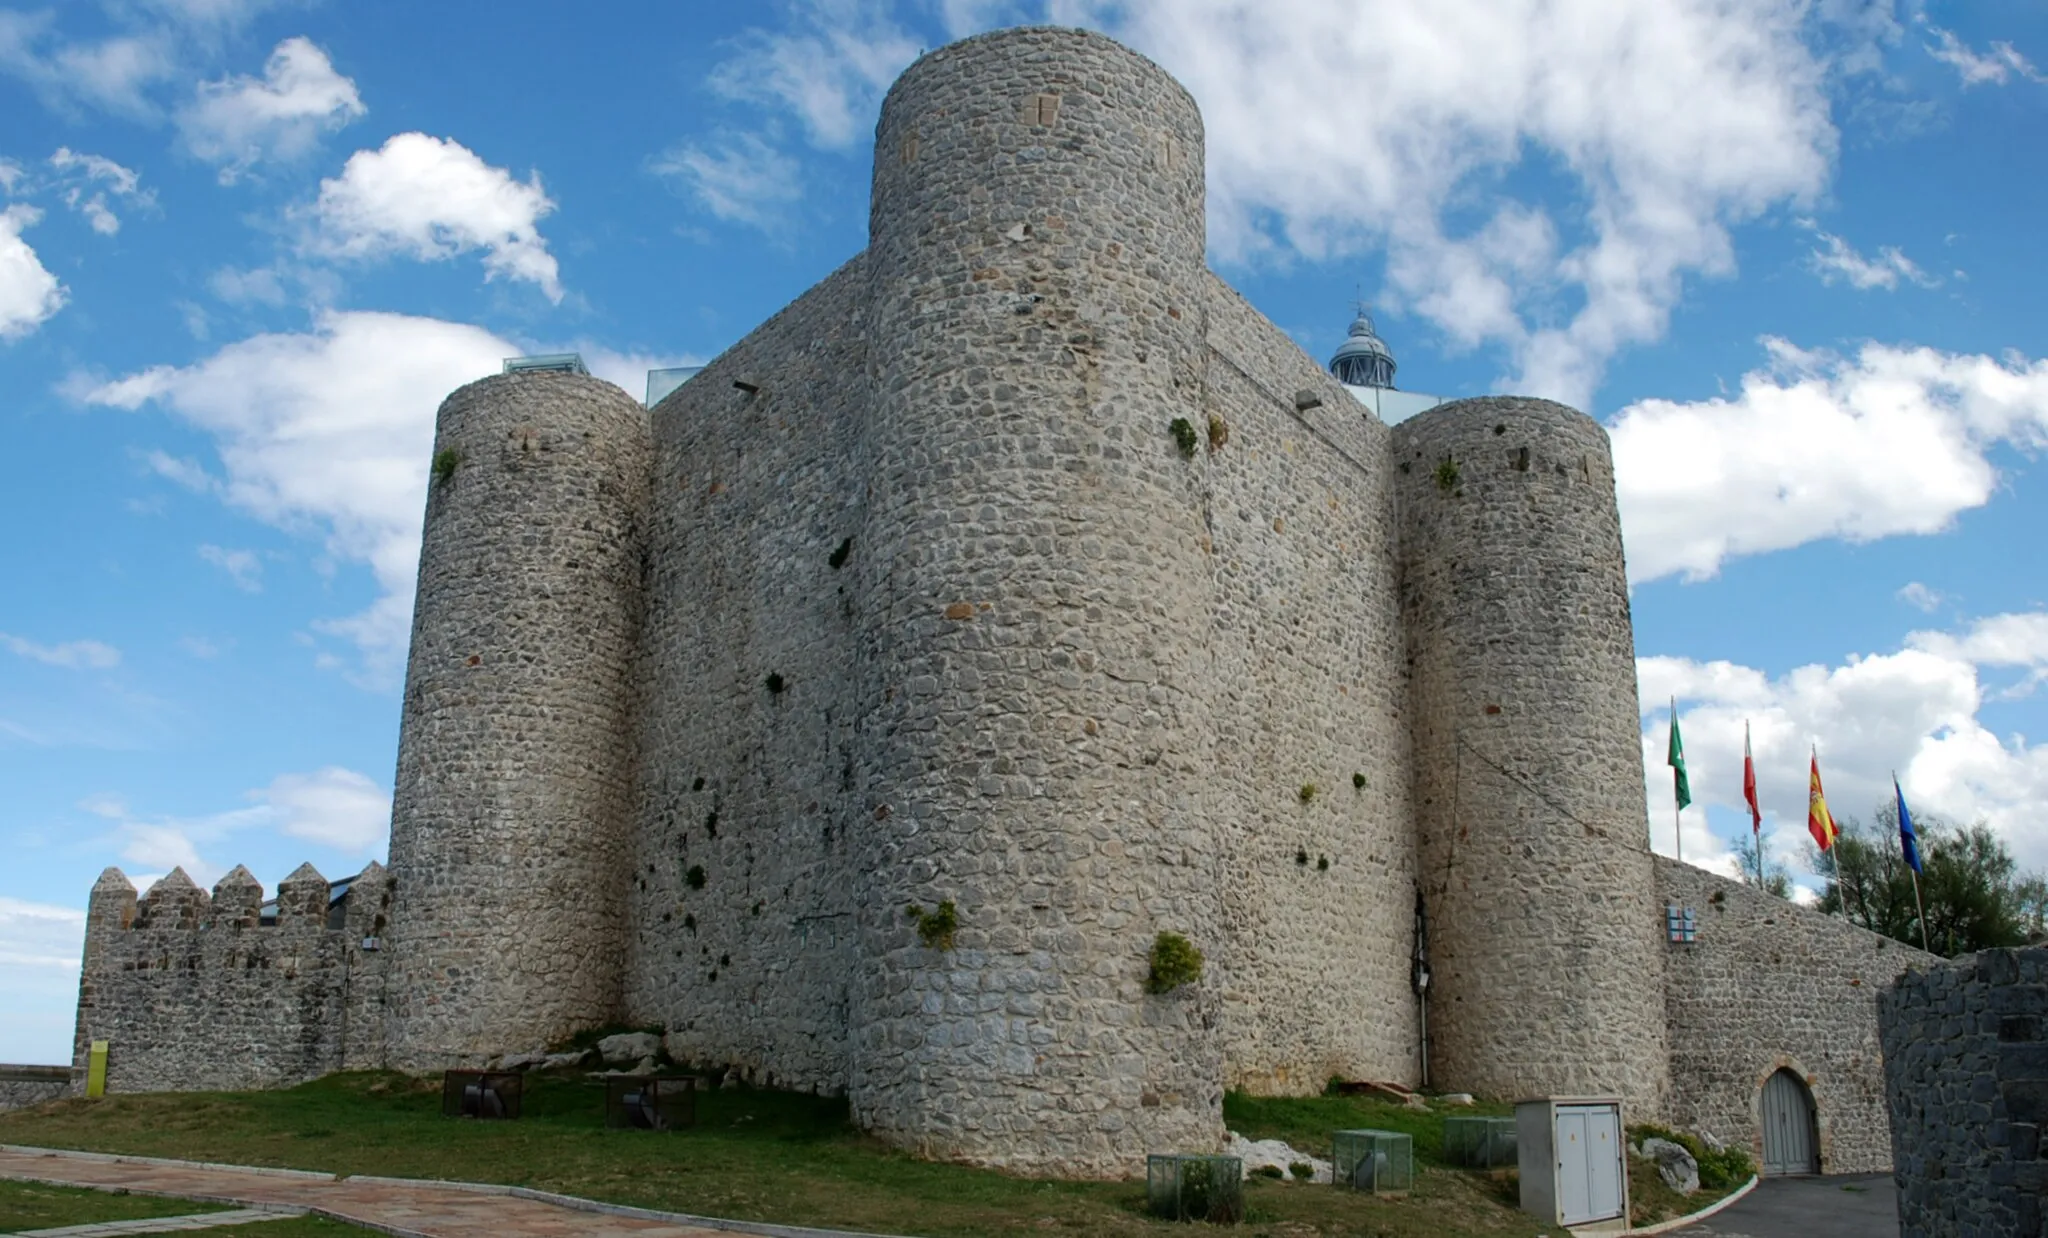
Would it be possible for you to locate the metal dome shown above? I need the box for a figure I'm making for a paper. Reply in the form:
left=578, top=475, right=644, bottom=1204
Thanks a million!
left=1328, top=308, right=1398, bottom=389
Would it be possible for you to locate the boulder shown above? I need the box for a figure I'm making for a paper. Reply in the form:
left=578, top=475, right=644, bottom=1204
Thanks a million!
left=541, top=1049, right=592, bottom=1070
left=1439, top=1092, right=1476, bottom=1106
left=1642, top=1137, right=1700, bottom=1195
left=494, top=1051, right=548, bottom=1072
left=1226, top=1131, right=1331, bottom=1184
left=597, top=1032, right=662, bottom=1066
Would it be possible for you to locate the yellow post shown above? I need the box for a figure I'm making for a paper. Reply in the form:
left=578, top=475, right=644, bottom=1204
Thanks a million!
left=85, top=1041, right=108, bottom=1098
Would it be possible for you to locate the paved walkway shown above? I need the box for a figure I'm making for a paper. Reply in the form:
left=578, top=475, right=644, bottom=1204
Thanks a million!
left=1671, top=1174, right=1896, bottom=1238
left=16, top=1208, right=302, bottom=1237
left=0, top=1146, right=892, bottom=1238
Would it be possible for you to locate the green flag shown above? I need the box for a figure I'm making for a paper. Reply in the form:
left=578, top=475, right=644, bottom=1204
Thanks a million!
left=1667, top=700, right=1692, bottom=811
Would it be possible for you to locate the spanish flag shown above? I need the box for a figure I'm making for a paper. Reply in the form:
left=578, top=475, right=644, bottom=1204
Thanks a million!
left=1808, top=751, right=1838, bottom=852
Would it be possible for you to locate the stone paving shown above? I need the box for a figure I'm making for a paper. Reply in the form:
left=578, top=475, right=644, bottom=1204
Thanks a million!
left=0, top=1146, right=894, bottom=1238
left=16, top=1208, right=300, bottom=1237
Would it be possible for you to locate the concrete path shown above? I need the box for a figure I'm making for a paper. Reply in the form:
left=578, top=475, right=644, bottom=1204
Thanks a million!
left=15, top=1208, right=302, bottom=1237
left=1669, top=1173, right=1896, bottom=1238
left=0, top=1146, right=896, bottom=1238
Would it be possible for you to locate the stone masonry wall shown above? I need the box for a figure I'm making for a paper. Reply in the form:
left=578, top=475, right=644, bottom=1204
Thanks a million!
left=623, top=256, right=871, bottom=1093
left=1393, top=399, right=1672, bottom=1114
left=1881, top=946, right=2048, bottom=1237
left=850, top=27, right=1225, bottom=1175
left=382, top=371, right=653, bottom=1069
left=70, top=863, right=389, bottom=1094
left=1659, top=857, right=1931, bottom=1174
left=1199, top=275, right=1419, bottom=1094
left=0, top=1068, right=69, bottom=1112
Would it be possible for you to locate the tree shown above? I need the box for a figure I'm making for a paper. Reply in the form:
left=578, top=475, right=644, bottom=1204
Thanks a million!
left=1731, top=832, right=1792, bottom=898
left=1807, top=803, right=2044, bottom=957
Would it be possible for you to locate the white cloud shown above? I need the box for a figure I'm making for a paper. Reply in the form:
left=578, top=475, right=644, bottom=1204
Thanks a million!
left=1, top=632, right=121, bottom=670
left=1806, top=228, right=1936, bottom=290
left=181, top=37, right=365, bottom=182
left=198, top=543, right=262, bottom=591
left=705, top=0, right=1848, bottom=407
left=650, top=132, right=806, bottom=232
left=1897, top=581, right=1945, bottom=613
left=309, top=133, right=563, bottom=301
left=1926, top=26, right=2045, bottom=87
left=0, top=157, right=24, bottom=194
left=1610, top=337, right=2048, bottom=583
left=80, top=310, right=511, bottom=678
left=263, top=767, right=389, bottom=851
left=0, top=205, right=66, bottom=339
left=706, top=0, right=921, bottom=149
left=1641, top=615, right=2048, bottom=890
left=48, top=147, right=152, bottom=235
left=0, top=897, right=85, bottom=971
left=207, top=263, right=290, bottom=306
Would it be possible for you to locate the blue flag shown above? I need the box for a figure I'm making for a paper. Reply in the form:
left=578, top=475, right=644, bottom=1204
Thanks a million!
left=1895, top=776, right=1922, bottom=873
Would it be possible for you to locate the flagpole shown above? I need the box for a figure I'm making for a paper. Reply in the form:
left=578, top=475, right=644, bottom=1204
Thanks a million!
left=1897, top=769, right=1932, bottom=954
left=1671, top=696, right=1682, bottom=862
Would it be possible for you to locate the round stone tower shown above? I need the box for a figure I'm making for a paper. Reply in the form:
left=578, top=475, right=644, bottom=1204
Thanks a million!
left=1392, top=397, right=1670, bottom=1113
left=851, top=27, right=1224, bottom=1175
left=382, top=370, right=652, bottom=1068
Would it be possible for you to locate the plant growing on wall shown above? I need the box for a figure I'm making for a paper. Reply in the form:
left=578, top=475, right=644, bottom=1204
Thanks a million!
left=1169, top=417, right=1199, bottom=458
left=685, top=865, right=706, bottom=890
left=432, top=448, right=461, bottom=484
left=1206, top=414, right=1229, bottom=453
left=1299, top=783, right=1319, bottom=804
left=1353, top=772, right=1367, bottom=790
left=1146, top=931, right=1204, bottom=994
left=906, top=900, right=958, bottom=951
left=828, top=537, right=853, bottom=569
left=1434, top=456, right=1461, bottom=493
left=765, top=672, right=786, bottom=695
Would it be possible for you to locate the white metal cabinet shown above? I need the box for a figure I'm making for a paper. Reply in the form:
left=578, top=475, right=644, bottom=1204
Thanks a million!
left=1517, top=1097, right=1628, bottom=1228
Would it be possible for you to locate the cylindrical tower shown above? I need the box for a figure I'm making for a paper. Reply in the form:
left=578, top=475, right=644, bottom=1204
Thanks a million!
left=850, top=27, right=1223, bottom=1175
left=382, top=370, right=652, bottom=1068
left=1392, top=397, right=1670, bottom=1112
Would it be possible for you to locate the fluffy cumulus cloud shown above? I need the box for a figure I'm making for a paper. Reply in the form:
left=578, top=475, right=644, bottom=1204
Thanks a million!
left=1639, top=611, right=2048, bottom=890
left=309, top=134, right=564, bottom=301
left=1609, top=337, right=2048, bottom=583
left=180, top=37, right=366, bottom=182
left=79, top=310, right=512, bottom=678
left=0, top=205, right=67, bottom=338
left=695, top=0, right=1856, bottom=406
left=263, top=767, right=390, bottom=851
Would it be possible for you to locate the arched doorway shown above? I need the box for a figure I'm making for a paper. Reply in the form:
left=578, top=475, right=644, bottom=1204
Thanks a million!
left=1760, top=1068, right=1819, bottom=1175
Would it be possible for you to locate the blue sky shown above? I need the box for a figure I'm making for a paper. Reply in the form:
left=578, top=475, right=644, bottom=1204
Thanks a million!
left=3, top=0, right=2045, bottom=1064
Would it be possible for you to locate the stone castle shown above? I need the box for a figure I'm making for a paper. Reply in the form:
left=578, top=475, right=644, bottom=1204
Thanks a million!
left=68, top=26, right=1936, bottom=1177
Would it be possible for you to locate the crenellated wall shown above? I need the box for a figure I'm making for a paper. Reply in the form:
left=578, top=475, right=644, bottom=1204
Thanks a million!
left=70, top=863, right=390, bottom=1094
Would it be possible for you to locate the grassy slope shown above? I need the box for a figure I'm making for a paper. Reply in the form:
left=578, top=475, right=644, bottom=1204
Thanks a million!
left=0, top=1074, right=1736, bottom=1237
left=0, top=1179, right=231, bottom=1230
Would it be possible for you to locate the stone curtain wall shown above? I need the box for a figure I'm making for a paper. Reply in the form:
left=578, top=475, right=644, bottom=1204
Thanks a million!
left=1881, top=947, right=2048, bottom=1237
left=623, top=257, right=871, bottom=1093
left=1198, top=276, right=1419, bottom=1094
left=1393, top=398, right=1672, bottom=1114
left=850, top=27, right=1224, bottom=1175
left=0, top=1067, right=69, bottom=1112
left=381, top=371, right=653, bottom=1069
left=70, top=864, right=389, bottom=1094
left=1658, top=857, right=1930, bottom=1173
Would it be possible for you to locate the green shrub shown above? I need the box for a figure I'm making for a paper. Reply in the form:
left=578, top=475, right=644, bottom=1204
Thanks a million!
left=685, top=865, right=706, bottom=890
left=1628, top=1123, right=1755, bottom=1189
left=1353, top=772, right=1367, bottom=790
left=764, top=672, right=786, bottom=695
left=431, top=448, right=460, bottom=484
left=1434, top=456, right=1460, bottom=493
left=1169, top=417, right=1198, bottom=458
left=1289, top=1162, right=1315, bottom=1181
left=1253, top=1164, right=1284, bottom=1179
left=1146, top=931, right=1204, bottom=994
left=906, top=900, right=958, bottom=951
left=1299, top=783, right=1319, bottom=803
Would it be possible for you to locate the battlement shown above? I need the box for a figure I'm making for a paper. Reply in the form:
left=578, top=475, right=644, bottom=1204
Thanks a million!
left=71, top=862, right=391, bottom=1094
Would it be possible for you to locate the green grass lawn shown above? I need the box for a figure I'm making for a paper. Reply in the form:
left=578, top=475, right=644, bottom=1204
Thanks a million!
left=0, top=1073, right=1732, bottom=1237
left=0, top=1178, right=232, bottom=1231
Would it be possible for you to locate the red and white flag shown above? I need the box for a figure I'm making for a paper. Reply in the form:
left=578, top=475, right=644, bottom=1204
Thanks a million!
left=1743, top=722, right=1762, bottom=840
